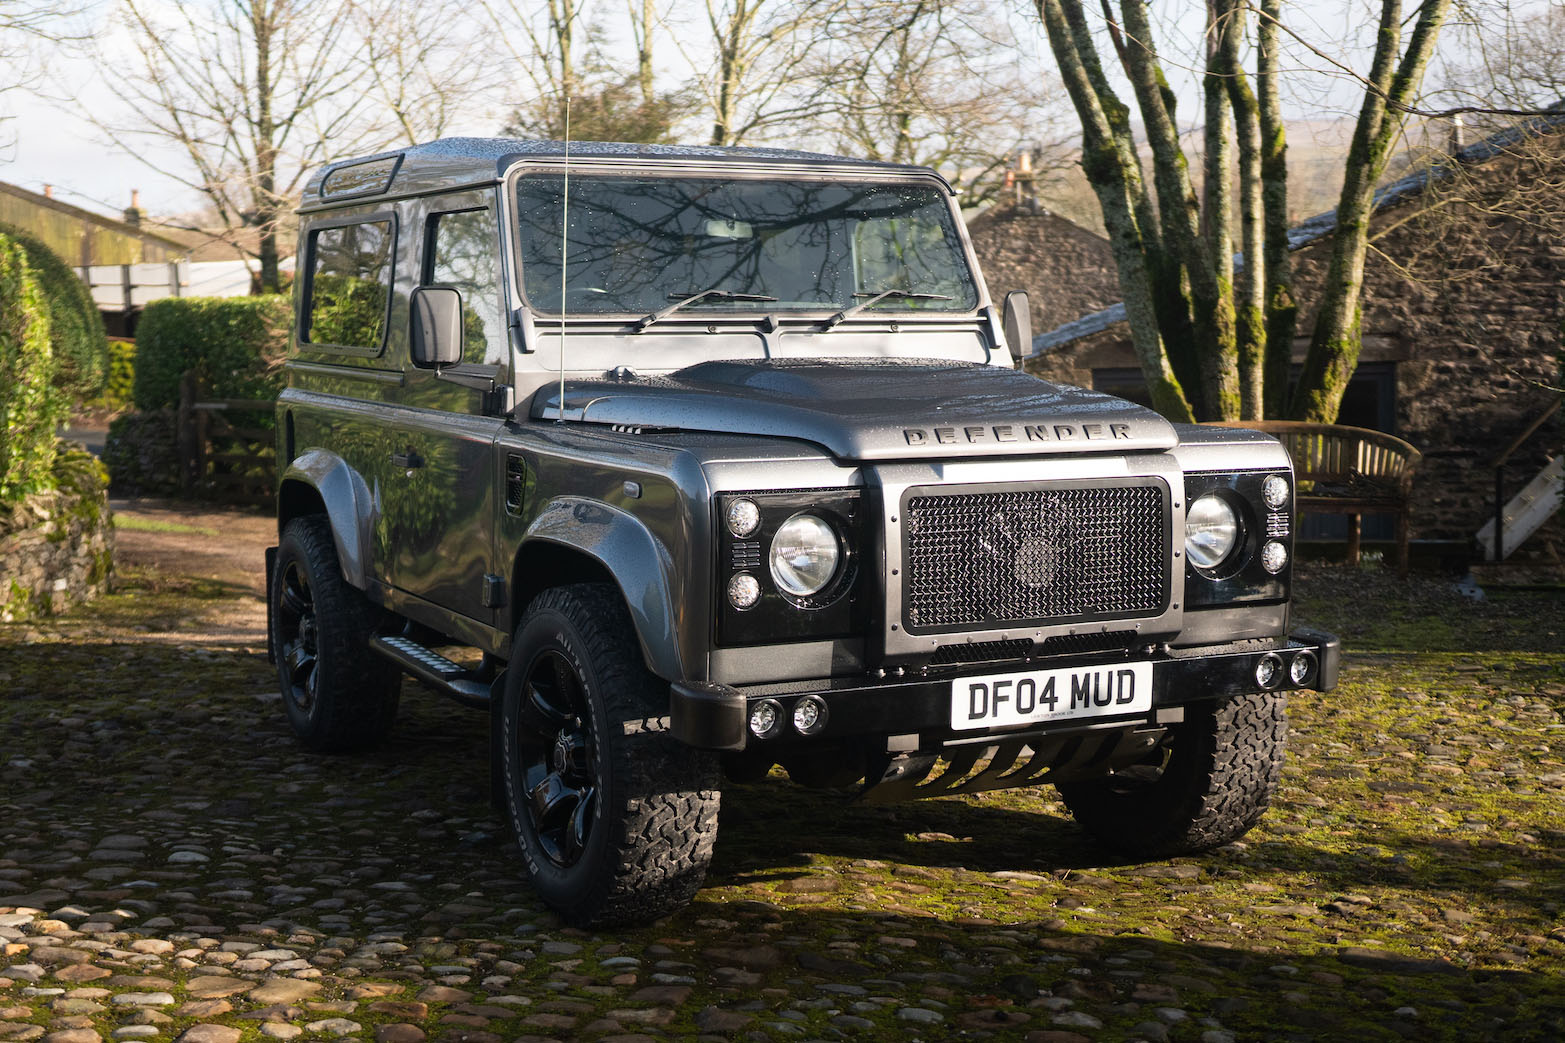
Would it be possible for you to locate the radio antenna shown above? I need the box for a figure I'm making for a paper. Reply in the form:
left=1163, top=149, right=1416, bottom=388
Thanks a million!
left=556, top=95, right=570, bottom=422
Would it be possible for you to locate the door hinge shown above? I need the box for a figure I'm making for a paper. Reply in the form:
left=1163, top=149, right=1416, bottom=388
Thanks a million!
left=482, top=574, right=507, bottom=608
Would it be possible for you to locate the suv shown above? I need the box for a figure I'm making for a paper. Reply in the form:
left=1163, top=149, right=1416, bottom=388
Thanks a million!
left=266, top=138, right=1339, bottom=927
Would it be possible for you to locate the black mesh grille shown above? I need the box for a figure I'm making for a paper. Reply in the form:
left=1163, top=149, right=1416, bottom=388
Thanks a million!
left=904, top=485, right=1167, bottom=630
left=928, top=639, right=1034, bottom=665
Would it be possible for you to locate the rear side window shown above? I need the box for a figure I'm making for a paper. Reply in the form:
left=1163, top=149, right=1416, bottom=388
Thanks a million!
left=426, top=208, right=505, bottom=365
left=305, top=218, right=394, bottom=350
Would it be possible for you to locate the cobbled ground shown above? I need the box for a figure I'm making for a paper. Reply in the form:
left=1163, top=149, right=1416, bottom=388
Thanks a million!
left=2, top=504, right=1563, bottom=1043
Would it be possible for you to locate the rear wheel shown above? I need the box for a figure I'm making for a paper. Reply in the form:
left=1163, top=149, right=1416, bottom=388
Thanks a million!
left=500, top=583, right=721, bottom=926
left=1057, top=690, right=1287, bottom=855
left=271, top=515, right=400, bottom=751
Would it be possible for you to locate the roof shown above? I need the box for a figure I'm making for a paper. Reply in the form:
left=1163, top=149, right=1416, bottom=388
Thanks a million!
left=302, top=137, right=944, bottom=210
left=0, top=180, right=189, bottom=266
left=1030, top=103, right=1565, bottom=356
left=965, top=203, right=1121, bottom=332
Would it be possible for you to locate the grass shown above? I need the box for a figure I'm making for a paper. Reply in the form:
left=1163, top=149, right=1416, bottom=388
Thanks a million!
left=112, top=514, right=221, bottom=538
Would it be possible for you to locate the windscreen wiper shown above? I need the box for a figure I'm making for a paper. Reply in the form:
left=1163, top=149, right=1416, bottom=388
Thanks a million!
left=633, top=288, right=779, bottom=333
left=819, top=289, right=954, bottom=331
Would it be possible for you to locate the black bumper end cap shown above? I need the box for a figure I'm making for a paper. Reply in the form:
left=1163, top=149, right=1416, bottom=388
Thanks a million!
left=670, top=680, right=747, bottom=751
left=1290, top=625, right=1342, bottom=692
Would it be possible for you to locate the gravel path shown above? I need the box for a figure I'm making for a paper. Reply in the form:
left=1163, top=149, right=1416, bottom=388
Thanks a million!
left=2, top=507, right=1563, bottom=1042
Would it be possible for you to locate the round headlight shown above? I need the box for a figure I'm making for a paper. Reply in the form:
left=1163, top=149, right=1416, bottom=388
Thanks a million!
left=1185, top=494, right=1240, bottom=569
left=727, top=498, right=761, bottom=538
left=1262, top=475, right=1290, bottom=510
left=770, top=513, right=841, bottom=597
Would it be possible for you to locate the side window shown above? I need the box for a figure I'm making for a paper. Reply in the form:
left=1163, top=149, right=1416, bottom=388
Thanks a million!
left=426, top=208, right=505, bottom=366
left=305, top=218, right=394, bottom=350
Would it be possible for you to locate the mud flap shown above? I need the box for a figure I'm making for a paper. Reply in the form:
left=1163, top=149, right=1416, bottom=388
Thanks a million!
left=264, top=546, right=277, bottom=664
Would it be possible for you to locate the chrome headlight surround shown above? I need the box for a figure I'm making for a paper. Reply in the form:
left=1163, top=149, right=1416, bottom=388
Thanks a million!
left=715, top=489, right=863, bottom=646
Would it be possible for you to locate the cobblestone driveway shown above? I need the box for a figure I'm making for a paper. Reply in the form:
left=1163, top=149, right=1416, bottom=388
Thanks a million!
left=2, top=501, right=1563, bottom=1042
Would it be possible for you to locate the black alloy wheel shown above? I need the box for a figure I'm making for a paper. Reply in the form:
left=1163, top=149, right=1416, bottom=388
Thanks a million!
left=276, top=556, right=322, bottom=717
left=514, top=648, right=599, bottom=867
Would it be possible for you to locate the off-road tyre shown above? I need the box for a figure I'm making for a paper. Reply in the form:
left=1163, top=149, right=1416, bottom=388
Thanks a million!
left=1057, top=690, right=1287, bottom=856
left=500, top=583, right=721, bottom=927
left=272, top=515, right=400, bottom=751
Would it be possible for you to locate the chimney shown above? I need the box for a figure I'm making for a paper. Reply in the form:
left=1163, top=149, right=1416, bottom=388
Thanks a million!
left=43, top=184, right=53, bottom=199
left=124, top=189, right=142, bottom=227
left=1448, top=114, right=1465, bottom=155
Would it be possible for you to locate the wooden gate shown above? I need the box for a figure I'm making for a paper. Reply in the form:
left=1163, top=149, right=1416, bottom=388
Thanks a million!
left=176, top=371, right=276, bottom=507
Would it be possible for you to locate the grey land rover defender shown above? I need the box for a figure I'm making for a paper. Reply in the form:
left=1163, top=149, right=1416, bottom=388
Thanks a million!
left=266, top=138, right=1339, bottom=927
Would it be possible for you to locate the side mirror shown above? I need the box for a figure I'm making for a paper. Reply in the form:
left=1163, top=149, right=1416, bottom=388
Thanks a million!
left=410, top=286, right=463, bottom=366
left=1002, top=290, right=1032, bottom=366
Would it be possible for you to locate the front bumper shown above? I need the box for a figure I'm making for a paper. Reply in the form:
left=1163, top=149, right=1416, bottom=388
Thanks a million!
left=671, top=626, right=1339, bottom=752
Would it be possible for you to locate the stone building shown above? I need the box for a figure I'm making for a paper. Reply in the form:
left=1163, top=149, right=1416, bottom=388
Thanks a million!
left=981, top=122, right=1565, bottom=557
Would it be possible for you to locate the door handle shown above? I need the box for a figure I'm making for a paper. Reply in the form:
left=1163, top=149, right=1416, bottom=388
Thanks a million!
left=390, top=450, right=424, bottom=470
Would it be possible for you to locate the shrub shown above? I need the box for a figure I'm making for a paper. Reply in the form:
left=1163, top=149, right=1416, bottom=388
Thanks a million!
left=132, top=295, right=290, bottom=410
left=102, top=409, right=180, bottom=496
left=0, top=223, right=110, bottom=400
left=0, top=232, right=63, bottom=503
left=103, top=337, right=136, bottom=410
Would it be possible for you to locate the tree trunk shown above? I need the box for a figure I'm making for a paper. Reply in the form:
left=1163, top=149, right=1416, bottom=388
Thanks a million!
left=1292, top=0, right=1450, bottom=421
left=1257, top=0, right=1295, bottom=418
left=1038, top=0, right=1193, bottom=421
left=1215, top=0, right=1264, bottom=419
left=253, top=1, right=280, bottom=294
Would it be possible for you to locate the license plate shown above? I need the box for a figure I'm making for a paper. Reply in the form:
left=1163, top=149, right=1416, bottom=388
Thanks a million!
left=951, top=661, right=1153, bottom=731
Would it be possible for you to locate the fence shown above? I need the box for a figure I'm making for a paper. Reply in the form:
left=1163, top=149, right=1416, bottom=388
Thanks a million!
left=176, top=371, right=276, bottom=507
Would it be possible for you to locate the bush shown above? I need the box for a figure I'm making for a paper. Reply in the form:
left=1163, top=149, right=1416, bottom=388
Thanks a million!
left=103, top=338, right=136, bottom=409
left=0, top=232, right=64, bottom=503
left=132, top=295, right=289, bottom=410
left=0, top=223, right=110, bottom=400
left=102, top=409, right=180, bottom=496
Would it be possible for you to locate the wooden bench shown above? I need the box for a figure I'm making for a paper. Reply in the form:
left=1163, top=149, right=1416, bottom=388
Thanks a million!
left=1204, top=421, right=1422, bottom=575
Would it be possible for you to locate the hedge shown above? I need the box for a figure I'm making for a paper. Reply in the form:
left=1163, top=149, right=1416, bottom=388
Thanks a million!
left=0, top=232, right=63, bottom=503
left=132, top=295, right=290, bottom=410
left=0, top=223, right=109, bottom=399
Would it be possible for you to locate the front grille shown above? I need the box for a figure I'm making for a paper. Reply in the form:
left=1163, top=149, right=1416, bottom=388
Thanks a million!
left=903, top=484, right=1168, bottom=631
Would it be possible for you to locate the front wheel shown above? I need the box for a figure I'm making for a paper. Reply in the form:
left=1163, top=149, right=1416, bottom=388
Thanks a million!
left=499, top=584, right=721, bottom=926
left=1057, top=690, right=1287, bottom=856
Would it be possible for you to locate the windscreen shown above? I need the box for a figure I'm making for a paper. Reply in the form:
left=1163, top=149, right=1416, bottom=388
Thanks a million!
left=514, top=175, right=979, bottom=317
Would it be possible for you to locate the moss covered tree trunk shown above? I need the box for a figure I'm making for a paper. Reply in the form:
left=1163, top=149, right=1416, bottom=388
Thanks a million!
left=1257, top=0, right=1295, bottom=419
left=1293, top=0, right=1451, bottom=421
left=1214, top=0, right=1265, bottom=420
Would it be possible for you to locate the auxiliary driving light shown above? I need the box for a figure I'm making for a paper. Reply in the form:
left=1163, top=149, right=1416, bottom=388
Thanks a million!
left=792, top=695, right=827, bottom=734
left=727, top=497, right=761, bottom=538
left=749, top=698, right=783, bottom=738
left=1260, top=539, right=1289, bottom=574
left=1262, top=474, right=1290, bottom=510
left=1290, top=650, right=1317, bottom=687
left=728, top=572, right=761, bottom=609
left=1255, top=652, right=1284, bottom=689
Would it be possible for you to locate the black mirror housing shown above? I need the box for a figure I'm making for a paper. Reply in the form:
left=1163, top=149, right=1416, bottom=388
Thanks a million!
left=1002, top=290, right=1032, bottom=366
left=411, top=286, right=463, bottom=367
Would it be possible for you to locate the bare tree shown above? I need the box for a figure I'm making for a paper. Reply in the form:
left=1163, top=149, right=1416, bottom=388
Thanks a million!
left=348, top=0, right=485, bottom=145
left=1036, top=0, right=1452, bottom=424
left=809, top=0, right=1071, bottom=205
left=687, top=0, right=837, bottom=146
left=0, top=1, right=86, bottom=153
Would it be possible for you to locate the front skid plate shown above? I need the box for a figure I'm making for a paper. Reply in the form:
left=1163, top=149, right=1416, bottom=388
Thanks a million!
left=858, top=725, right=1166, bottom=804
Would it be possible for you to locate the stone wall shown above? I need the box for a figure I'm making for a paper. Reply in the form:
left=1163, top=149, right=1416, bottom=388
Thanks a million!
left=0, top=447, right=114, bottom=621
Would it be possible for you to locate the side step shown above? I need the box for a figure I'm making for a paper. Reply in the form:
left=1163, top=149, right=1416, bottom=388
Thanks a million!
left=370, top=635, right=494, bottom=709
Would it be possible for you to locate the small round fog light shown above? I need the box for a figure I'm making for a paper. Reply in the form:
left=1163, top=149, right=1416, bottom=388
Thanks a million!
left=728, top=572, right=761, bottom=609
left=1263, top=474, right=1290, bottom=510
left=792, top=695, right=827, bottom=734
left=727, top=498, right=761, bottom=538
left=1261, top=540, right=1289, bottom=574
left=749, top=699, right=782, bottom=738
left=1255, top=652, right=1283, bottom=689
left=1290, top=650, right=1317, bottom=687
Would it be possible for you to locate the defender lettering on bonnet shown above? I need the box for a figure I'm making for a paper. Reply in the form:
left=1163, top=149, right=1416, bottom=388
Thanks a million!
left=904, top=422, right=1132, bottom=446
left=268, top=136, right=1338, bottom=933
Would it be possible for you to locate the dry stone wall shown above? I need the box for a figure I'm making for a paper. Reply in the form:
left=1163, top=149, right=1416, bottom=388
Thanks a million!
left=0, top=447, right=114, bottom=621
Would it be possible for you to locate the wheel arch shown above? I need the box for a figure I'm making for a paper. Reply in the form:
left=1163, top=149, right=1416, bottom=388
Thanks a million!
left=511, top=497, right=685, bottom=681
left=277, top=448, right=377, bottom=590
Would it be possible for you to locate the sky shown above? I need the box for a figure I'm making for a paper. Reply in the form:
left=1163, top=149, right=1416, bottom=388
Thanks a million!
left=0, top=0, right=1545, bottom=226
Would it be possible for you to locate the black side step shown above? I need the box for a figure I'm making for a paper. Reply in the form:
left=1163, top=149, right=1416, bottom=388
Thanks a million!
left=370, top=635, right=494, bottom=709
